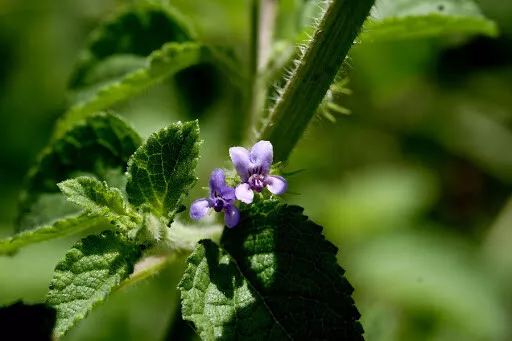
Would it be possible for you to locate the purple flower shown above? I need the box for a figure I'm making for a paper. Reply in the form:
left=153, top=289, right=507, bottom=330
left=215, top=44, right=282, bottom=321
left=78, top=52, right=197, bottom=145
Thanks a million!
left=190, top=168, right=240, bottom=228
left=229, top=140, right=288, bottom=204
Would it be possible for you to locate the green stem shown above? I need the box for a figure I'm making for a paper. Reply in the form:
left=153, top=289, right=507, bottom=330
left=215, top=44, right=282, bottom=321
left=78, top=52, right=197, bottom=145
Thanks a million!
left=227, top=0, right=262, bottom=146
left=244, top=0, right=260, bottom=141
left=245, top=0, right=277, bottom=143
left=249, top=0, right=260, bottom=82
left=257, top=0, right=277, bottom=72
left=258, top=0, right=375, bottom=161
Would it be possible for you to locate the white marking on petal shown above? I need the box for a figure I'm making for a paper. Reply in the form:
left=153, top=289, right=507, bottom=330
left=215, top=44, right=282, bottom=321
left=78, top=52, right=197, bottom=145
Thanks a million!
left=235, top=183, right=254, bottom=204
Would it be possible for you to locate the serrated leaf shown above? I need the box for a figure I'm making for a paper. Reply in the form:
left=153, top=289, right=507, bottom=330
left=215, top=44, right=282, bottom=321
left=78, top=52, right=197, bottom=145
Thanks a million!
left=54, top=42, right=207, bottom=141
left=46, top=230, right=141, bottom=338
left=179, top=200, right=363, bottom=341
left=58, top=176, right=141, bottom=232
left=363, top=0, right=498, bottom=42
left=126, top=120, right=200, bottom=219
left=18, top=112, right=141, bottom=231
left=69, top=1, right=195, bottom=90
left=0, top=215, right=104, bottom=256
left=0, top=301, right=56, bottom=340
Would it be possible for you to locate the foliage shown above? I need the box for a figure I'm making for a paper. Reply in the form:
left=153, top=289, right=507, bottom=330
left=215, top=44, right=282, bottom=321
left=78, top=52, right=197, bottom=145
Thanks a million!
left=59, top=177, right=141, bottom=232
left=46, top=231, right=141, bottom=337
left=180, top=200, right=363, bottom=340
left=364, top=0, right=498, bottom=41
left=126, top=121, right=200, bottom=220
left=0, top=215, right=104, bottom=256
left=0, top=0, right=506, bottom=340
left=17, top=112, right=141, bottom=231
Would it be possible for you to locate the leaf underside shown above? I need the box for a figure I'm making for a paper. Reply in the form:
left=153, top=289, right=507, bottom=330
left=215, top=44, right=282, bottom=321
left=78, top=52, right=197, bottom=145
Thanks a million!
left=46, top=230, right=141, bottom=338
left=0, top=214, right=105, bottom=256
left=364, top=0, right=498, bottom=41
left=54, top=42, right=206, bottom=141
left=50, top=0, right=202, bottom=139
left=179, top=200, right=363, bottom=341
left=126, top=120, right=201, bottom=219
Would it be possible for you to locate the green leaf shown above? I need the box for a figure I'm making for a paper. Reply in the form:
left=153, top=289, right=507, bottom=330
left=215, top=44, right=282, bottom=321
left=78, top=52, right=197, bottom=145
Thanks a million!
left=0, top=215, right=104, bottom=256
left=126, top=120, right=200, bottom=219
left=54, top=42, right=207, bottom=141
left=58, top=176, right=141, bottom=232
left=46, top=230, right=141, bottom=338
left=363, top=0, right=498, bottom=41
left=0, top=301, right=56, bottom=340
left=69, top=1, right=195, bottom=89
left=18, top=112, right=141, bottom=231
left=179, top=200, right=363, bottom=341
left=27, top=112, right=139, bottom=194
left=17, top=193, right=83, bottom=233
left=59, top=1, right=237, bottom=132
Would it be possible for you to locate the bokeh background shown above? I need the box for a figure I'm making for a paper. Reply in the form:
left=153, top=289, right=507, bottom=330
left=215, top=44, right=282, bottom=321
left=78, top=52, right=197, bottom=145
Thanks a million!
left=1, top=0, right=512, bottom=340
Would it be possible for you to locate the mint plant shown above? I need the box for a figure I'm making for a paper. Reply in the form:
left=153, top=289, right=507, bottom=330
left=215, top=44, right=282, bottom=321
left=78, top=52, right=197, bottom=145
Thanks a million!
left=0, top=0, right=498, bottom=340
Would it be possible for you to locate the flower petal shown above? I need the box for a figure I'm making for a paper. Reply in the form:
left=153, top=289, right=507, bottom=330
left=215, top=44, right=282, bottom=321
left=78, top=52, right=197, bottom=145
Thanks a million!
left=249, top=140, right=273, bottom=174
left=265, top=175, right=288, bottom=195
left=223, top=203, right=240, bottom=228
left=190, top=198, right=211, bottom=220
left=229, top=147, right=251, bottom=181
left=220, top=185, right=236, bottom=202
left=209, top=168, right=226, bottom=193
left=235, top=183, right=254, bottom=204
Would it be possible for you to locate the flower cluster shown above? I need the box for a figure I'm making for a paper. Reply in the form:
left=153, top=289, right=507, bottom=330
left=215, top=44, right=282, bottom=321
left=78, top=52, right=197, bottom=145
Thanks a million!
left=190, top=141, right=288, bottom=227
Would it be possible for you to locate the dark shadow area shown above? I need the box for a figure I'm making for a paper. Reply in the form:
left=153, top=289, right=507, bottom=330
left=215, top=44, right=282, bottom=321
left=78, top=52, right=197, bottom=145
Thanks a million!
left=175, top=63, right=221, bottom=118
left=0, top=301, right=56, bottom=341
left=435, top=35, right=512, bottom=85
left=164, top=297, right=201, bottom=341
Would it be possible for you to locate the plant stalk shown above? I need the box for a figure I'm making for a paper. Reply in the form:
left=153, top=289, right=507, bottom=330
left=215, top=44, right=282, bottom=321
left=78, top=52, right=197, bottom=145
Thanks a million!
left=259, top=0, right=375, bottom=161
left=245, top=0, right=278, bottom=143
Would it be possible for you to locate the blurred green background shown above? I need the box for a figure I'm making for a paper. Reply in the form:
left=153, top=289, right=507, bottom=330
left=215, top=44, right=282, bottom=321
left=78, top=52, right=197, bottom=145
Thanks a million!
left=1, top=0, right=512, bottom=340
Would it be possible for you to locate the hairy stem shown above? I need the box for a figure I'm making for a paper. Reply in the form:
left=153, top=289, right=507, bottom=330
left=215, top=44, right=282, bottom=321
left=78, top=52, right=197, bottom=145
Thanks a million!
left=259, top=0, right=375, bottom=161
